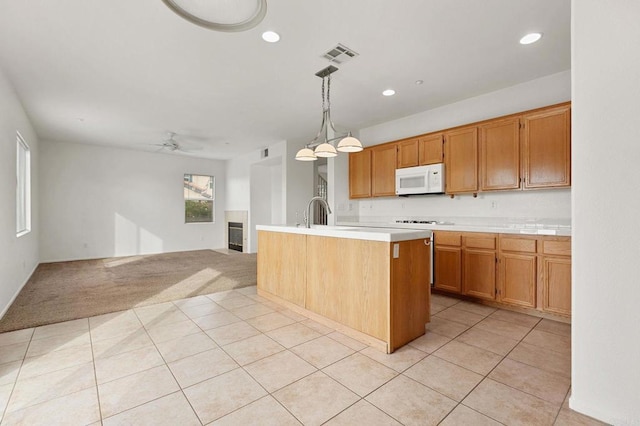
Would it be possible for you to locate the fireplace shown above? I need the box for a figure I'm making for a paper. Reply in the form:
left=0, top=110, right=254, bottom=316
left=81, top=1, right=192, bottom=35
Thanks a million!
left=228, top=222, right=243, bottom=252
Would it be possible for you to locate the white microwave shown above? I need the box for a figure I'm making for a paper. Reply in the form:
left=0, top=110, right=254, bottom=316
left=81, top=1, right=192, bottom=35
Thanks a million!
left=395, top=163, right=445, bottom=196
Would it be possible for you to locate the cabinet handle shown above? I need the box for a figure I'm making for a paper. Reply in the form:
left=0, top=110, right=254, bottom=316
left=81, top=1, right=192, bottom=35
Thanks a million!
left=424, top=240, right=431, bottom=246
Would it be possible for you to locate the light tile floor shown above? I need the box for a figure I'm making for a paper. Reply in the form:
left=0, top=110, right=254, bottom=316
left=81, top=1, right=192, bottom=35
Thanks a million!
left=0, top=288, right=607, bottom=425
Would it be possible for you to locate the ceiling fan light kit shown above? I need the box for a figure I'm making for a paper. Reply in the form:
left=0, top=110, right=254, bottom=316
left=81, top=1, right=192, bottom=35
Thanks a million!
left=295, top=66, right=363, bottom=162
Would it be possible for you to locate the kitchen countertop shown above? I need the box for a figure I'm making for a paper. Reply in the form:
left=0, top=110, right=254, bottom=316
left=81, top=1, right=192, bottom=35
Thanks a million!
left=256, top=224, right=432, bottom=242
left=335, top=217, right=572, bottom=237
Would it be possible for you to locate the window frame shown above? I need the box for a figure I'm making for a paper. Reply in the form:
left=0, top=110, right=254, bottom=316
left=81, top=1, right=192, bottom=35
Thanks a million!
left=16, top=132, right=31, bottom=237
left=183, top=174, right=215, bottom=224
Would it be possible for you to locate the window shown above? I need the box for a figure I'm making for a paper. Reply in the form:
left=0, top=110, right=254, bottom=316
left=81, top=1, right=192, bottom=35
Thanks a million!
left=184, top=174, right=214, bottom=223
left=16, top=132, right=31, bottom=236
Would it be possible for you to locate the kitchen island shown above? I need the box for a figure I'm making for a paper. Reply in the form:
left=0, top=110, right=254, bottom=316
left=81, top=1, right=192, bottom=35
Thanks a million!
left=256, top=225, right=432, bottom=353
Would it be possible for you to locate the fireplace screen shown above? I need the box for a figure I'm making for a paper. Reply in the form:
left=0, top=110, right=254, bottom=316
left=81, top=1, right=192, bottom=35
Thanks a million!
left=228, top=222, right=243, bottom=252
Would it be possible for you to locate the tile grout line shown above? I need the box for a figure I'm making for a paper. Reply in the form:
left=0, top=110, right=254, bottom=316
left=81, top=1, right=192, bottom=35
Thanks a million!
left=88, top=318, right=106, bottom=425
left=553, top=386, right=573, bottom=425
left=0, top=328, right=35, bottom=424
left=446, top=314, right=572, bottom=424
left=430, top=299, right=548, bottom=424
left=130, top=306, right=205, bottom=426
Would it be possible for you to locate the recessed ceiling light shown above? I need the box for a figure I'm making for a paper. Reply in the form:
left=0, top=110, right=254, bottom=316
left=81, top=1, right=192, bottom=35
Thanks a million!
left=415, top=80, right=424, bottom=85
left=261, top=31, right=280, bottom=43
left=520, top=32, right=542, bottom=45
left=382, top=89, right=396, bottom=97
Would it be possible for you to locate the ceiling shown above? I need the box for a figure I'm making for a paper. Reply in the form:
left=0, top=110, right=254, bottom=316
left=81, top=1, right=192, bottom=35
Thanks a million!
left=0, top=0, right=570, bottom=160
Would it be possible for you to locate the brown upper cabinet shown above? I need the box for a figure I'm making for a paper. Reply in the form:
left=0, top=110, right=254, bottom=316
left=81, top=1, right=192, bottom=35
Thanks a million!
left=444, top=127, right=478, bottom=194
left=397, top=139, right=419, bottom=168
left=480, top=118, right=520, bottom=191
left=349, top=149, right=372, bottom=199
left=419, top=134, right=444, bottom=165
left=397, top=134, right=444, bottom=169
left=348, top=102, right=571, bottom=199
left=371, top=144, right=397, bottom=197
left=522, top=105, right=571, bottom=189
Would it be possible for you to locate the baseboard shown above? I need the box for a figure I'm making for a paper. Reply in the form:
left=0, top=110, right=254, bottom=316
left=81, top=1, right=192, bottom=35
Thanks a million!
left=568, top=396, right=615, bottom=425
left=0, top=262, right=39, bottom=320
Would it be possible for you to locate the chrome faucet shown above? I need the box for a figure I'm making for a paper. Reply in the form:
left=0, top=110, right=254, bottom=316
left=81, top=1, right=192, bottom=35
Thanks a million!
left=304, top=196, right=332, bottom=228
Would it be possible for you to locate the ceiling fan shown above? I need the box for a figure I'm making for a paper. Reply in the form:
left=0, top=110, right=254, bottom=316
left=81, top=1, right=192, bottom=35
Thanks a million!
left=151, top=132, right=203, bottom=153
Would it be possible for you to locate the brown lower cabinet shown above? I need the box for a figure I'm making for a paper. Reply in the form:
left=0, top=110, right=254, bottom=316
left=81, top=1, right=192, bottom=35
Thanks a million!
left=434, top=231, right=572, bottom=316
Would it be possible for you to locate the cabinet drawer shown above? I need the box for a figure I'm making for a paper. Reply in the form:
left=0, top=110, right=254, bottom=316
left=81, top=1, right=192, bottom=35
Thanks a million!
left=464, top=235, right=496, bottom=250
left=500, top=237, right=537, bottom=253
left=435, top=232, right=462, bottom=247
left=542, top=239, right=571, bottom=256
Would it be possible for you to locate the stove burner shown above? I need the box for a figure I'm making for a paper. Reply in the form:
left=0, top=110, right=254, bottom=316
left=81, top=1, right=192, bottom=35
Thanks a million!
left=395, top=220, right=438, bottom=224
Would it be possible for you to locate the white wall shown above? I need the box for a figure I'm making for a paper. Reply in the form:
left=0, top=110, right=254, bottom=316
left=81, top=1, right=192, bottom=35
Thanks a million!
left=336, top=71, right=572, bottom=222
left=249, top=162, right=276, bottom=253
left=226, top=139, right=314, bottom=252
left=571, top=1, right=640, bottom=424
left=39, top=141, right=226, bottom=262
left=285, top=139, right=314, bottom=224
left=0, top=67, right=40, bottom=316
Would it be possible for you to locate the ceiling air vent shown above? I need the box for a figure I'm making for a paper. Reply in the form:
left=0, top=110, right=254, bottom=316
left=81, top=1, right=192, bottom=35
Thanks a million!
left=322, top=44, right=359, bottom=64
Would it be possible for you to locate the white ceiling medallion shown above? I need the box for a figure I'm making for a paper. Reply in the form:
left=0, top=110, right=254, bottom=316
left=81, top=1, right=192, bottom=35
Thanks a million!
left=161, top=0, right=267, bottom=32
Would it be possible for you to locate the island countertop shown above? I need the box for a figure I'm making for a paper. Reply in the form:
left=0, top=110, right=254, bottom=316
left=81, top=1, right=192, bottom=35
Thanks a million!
left=256, top=224, right=432, bottom=242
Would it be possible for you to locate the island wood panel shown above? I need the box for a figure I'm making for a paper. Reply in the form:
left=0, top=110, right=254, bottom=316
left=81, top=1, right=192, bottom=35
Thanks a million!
left=305, top=235, right=390, bottom=341
left=390, top=238, right=430, bottom=351
left=257, top=231, right=307, bottom=307
left=480, top=117, right=521, bottom=191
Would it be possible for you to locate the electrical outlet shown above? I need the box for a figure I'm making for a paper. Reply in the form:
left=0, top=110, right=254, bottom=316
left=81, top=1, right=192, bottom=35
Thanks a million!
left=491, top=201, right=498, bottom=209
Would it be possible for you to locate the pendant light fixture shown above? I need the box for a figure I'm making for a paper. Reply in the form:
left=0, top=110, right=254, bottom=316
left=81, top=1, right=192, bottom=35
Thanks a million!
left=295, top=66, right=363, bottom=162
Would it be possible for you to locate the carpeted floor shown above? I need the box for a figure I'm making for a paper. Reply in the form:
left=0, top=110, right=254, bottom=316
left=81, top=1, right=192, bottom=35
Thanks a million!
left=0, top=249, right=257, bottom=333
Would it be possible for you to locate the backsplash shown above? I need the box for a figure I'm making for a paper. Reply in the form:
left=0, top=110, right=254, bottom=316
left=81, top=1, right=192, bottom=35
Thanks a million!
left=339, top=188, right=571, bottom=222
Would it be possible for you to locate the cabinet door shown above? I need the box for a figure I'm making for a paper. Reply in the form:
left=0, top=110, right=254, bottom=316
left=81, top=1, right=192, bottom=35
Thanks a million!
left=419, top=134, right=444, bottom=165
left=499, top=253, right=536, bottom=308
left=463, top=249, right=496, bottom=300
left=543, top=256, right=571, bottom=316
left=445, top=127, right=478, bottom=193
left=397, top=139, right=419, bottom=168
left=434, top=246, right=462, bottom=293
left=522, top=105, right=571, bottom=189
left=480, top=118, right=520, bottom=191
left=371, top=144, right=397, bottom=197
left=349, top=149, right=372, bottom=199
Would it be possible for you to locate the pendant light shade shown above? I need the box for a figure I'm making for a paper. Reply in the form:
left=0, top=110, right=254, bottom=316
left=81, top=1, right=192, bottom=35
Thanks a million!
left=295, top=66, right=362, bottom=161
left=337, top=135, right=363, bottom=153
left=295, top=147, right=318, bottom=161
left=314, top=142, right=338, bottom=157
